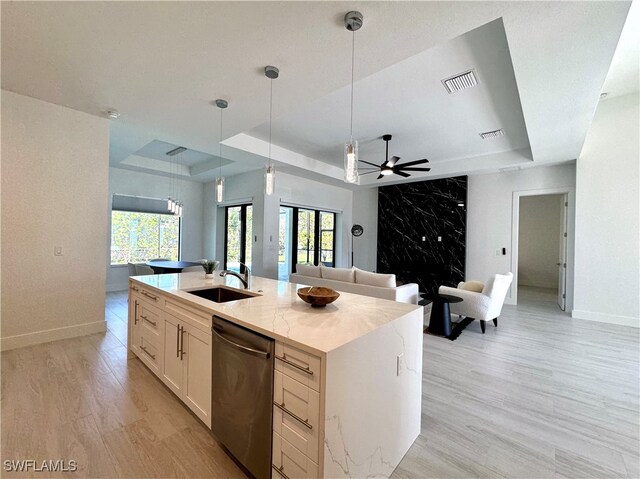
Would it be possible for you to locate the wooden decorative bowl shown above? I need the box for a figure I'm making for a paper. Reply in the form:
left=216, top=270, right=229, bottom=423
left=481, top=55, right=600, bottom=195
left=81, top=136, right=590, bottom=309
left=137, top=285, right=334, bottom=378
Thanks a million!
left=297, top=287, right=340, bottom=307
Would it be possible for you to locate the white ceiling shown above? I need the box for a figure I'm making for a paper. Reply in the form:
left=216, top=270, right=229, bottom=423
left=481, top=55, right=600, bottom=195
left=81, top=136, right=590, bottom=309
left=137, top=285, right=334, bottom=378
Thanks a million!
left=1, top=1, right=634, bottom=187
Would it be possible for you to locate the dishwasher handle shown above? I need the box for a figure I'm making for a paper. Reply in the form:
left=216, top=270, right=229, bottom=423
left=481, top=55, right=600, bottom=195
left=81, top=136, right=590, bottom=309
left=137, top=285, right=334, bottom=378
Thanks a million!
left=212, top=327, right=271, bottom=359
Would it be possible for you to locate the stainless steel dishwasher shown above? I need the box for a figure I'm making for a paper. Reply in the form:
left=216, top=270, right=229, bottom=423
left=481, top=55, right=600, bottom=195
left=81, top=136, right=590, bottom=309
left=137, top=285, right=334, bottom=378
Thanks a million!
left=211, top=316, right=274, bottom=479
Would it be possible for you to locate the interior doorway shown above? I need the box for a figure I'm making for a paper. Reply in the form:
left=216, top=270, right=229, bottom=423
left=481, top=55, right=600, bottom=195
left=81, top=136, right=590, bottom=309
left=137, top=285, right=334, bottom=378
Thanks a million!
left=516, top=194, right=568, bottom=310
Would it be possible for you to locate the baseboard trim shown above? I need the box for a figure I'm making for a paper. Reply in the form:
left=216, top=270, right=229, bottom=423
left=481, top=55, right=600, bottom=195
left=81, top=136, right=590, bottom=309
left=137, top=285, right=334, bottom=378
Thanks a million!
left=0, top=320, right=107, bottom=351
left=572, top=309, right=639, bottom=328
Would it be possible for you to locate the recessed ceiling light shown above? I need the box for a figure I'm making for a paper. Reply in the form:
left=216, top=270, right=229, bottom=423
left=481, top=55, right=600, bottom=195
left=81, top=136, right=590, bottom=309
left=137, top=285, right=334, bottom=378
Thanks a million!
left=442, top=69, right=478, bottom=94
left=166, top=146, right=187, bottom=156
left=600, top=92, right=608, bottom=100
left=105, top=109, right=120, bottom=119
left=457, top=203, right=465, bottom=207
left=479, top=129, right=505, bottom=139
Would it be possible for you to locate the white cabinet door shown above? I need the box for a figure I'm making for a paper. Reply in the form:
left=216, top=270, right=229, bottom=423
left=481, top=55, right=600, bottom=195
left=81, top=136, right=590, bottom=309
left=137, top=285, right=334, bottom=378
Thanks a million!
left=162, top=314, right=184, bottom=396
left=183, top=325, right=212, bottom=427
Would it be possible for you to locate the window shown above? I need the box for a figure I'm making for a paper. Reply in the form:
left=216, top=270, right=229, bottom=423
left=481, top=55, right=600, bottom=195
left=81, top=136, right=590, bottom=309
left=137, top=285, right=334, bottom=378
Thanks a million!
left=278, top=206, right=336, bottom=280
left=110, top=211, right=180, bottom=265
left=224, top=204, right=253, bottom=273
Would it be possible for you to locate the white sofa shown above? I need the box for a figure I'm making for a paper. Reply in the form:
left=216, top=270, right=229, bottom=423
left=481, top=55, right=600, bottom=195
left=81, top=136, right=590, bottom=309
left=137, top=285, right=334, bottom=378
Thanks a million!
left=289, top=264, right=419, bottom=304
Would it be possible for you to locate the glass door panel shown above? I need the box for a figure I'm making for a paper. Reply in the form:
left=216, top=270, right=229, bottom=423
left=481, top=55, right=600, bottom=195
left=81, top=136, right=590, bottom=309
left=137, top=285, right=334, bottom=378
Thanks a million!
left=278, top=207, right=293, bottom=280
left=320, top=212, right=335, bottom=266
left=297, top=209, right=316, bottom=265
left=244, top=205, right=253, bottom=272
left=225, top=206, right=242, bottom=273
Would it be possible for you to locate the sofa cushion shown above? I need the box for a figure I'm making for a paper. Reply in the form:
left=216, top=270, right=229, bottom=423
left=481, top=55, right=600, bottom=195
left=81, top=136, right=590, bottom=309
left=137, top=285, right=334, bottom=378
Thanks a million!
left=461, top=280, right=484, bottom=293
left=296, top=263, right=321, bottom=278
left=355, top=268, right=396, bottom=288
left=321, top=266, right=355, bottom=283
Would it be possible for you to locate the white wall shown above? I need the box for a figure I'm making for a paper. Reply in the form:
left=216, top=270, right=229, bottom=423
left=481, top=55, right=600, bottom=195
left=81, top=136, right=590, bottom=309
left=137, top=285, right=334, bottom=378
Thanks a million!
left=106, top=167, right=205, bottom=291
left=573, top=93, right=639, bottom=327
left=352, top=188, right=378, bottom=272
left=466, top=164, right=576, bottom=307
left=518, top=194, right=563, bottom=289
left=1, top=91, right=110, bottom=350
left=205, top=170, right=353, bottom=279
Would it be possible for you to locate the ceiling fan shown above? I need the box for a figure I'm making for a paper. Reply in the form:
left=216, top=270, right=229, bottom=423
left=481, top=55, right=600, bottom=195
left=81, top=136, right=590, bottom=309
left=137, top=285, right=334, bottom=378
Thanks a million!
left=359, top=134, right=431, bottom=179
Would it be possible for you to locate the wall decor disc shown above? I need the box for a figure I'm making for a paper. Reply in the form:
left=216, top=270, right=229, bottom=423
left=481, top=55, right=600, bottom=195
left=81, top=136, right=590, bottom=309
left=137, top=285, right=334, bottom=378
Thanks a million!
left=351, top=224, right=364, bottom=237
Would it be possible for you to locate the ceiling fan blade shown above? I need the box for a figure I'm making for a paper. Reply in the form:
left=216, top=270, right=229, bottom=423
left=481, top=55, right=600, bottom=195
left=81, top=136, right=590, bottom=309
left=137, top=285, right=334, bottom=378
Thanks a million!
left=396, top=158, right=429, bottom=168
left=387, top=156, right=400, bottom=167
left=377, top=173, right=384, bottom=180
left=359, top=170, right=381, bottom=176
left=400, top=167, right=431, bottom=172
left=394, top=170, right=411, bottom=178
left=359, top=160, right=382, bottom=168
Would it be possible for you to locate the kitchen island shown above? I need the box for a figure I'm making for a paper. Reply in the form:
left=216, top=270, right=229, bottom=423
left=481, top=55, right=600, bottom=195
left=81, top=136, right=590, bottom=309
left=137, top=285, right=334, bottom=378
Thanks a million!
left=128, top=272, right=423, bottom=479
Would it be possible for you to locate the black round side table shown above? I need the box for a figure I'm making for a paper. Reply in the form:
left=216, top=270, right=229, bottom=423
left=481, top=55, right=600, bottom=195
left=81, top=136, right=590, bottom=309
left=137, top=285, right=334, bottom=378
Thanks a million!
left=421, top=293, right=463, bottom=337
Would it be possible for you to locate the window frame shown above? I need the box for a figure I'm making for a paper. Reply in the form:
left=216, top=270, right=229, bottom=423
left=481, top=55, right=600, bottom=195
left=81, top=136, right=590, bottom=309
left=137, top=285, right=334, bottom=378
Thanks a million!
left=285, top=206, right=336, bottom=272
left=223, top=203, right=252, bottom=273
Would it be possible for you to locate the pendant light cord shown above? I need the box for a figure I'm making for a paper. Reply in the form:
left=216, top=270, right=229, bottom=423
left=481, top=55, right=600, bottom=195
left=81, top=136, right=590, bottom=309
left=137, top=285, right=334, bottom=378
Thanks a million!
left=219, top=107, right=223, bottom=175
left=268, top=78, right=273, bottom=166
left=349, top=29, right=355, bottom=140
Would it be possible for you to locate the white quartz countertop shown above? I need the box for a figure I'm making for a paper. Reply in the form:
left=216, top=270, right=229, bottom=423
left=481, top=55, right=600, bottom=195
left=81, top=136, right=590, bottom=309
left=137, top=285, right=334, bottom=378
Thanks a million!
left=130, top=272, right=421, bottom=356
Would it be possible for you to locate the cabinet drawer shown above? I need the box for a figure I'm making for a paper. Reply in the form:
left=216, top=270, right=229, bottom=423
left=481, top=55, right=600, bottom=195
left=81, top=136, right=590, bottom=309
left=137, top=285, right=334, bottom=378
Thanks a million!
left=275, top=343, right=321, bottom=392
left=138, top=334, right=159, bottom=373
left=272, top=431, right=319, bottom=479
left=274, top=371, right=320, bottom=460
left=139, top=301, right=161, bottom=337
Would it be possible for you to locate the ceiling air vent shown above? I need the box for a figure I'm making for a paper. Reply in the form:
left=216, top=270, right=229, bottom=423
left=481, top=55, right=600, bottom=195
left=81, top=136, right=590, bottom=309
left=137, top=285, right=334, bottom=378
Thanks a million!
left=479, top=129, right=505, bottom=140
left=442, top=69, right=478, bottom=94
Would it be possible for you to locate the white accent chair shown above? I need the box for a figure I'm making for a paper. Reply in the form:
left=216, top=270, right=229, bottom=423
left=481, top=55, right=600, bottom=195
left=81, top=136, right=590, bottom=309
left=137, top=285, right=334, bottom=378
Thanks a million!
left=438, top=272, right=513, bottom=333
left=135, top=263, right=154, bottom=275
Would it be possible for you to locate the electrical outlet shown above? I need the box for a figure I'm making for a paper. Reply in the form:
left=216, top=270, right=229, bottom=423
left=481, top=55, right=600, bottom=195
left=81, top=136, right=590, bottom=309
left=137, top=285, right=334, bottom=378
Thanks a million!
left=396, top=353, right=404, bottom=376
left=54, top=246, right=63, bottom=256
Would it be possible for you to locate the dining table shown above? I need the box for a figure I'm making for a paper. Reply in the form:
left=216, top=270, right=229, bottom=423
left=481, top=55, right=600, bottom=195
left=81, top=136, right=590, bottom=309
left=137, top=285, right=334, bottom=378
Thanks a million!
left=146, top=260, right=202, bottom=274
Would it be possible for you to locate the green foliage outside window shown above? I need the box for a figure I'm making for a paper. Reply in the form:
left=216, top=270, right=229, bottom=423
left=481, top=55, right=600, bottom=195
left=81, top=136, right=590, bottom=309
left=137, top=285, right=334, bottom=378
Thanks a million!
left=111, top=211, right=180, bottom=265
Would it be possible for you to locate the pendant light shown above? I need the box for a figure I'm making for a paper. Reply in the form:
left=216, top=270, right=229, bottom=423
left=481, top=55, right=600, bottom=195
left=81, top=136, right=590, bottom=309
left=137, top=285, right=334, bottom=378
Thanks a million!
left=166, top=146, right=186, bottom=213
left=215, top=99, right=228, bottom=203
left=264, top=66, right=279, bottom=196
left=344, top=11, right=363, bottom=184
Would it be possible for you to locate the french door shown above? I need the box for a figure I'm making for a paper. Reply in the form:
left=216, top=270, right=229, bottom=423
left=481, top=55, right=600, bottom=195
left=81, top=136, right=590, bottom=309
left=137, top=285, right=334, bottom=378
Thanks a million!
left=224, top=204, right=252, bottom=273
left=278, top=206, right=335, bottom=280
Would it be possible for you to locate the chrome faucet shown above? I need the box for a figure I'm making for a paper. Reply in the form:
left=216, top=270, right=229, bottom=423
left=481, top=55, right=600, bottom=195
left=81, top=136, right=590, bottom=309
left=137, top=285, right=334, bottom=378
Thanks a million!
left=220, top=263, right=252, bottom=289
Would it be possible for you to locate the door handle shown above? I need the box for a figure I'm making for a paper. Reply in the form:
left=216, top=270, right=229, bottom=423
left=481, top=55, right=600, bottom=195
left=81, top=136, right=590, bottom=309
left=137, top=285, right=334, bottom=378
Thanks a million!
left=274, top=401, right=313, bottom=430
left=143, top=317, right=157, bottom=327
left=134, top=300, right=139, bottom=324
left=180, top=326, right=186, bottom=360
left=140, top=346, right=156, bottom=360
left=211, top=328, right=270, bottom=359
left=275, top=354, right=314, bottom=376
left=176, top=324, right=181, bottom=358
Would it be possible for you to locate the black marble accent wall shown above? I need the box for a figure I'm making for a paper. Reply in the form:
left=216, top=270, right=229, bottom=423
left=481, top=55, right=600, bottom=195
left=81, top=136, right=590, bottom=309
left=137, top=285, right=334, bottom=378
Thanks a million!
left=377, top=176, right=467, bottom=295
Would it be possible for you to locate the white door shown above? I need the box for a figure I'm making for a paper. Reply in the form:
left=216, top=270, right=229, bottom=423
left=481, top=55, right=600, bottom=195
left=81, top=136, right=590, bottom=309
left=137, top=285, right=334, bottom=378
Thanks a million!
left=182, top=325, right=212, bottom=426
left=162, top=314, right=184, bottom=395
left=557, top=195, right=568, bottom=310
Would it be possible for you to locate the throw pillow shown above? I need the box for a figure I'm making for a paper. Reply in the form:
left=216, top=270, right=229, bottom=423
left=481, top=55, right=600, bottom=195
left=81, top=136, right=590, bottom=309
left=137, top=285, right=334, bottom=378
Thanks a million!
left=461, top=280, right=484, bottom=292
left=321, top=266, right=355, bottom=283
left=296, top=263, right=321, bottom=278
left=355, top=268, right=396, bottom=288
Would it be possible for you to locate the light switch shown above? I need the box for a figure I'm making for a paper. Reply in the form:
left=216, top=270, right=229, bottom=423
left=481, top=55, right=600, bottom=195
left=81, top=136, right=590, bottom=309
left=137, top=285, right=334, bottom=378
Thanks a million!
left=54, top=246, right=63, bottom=256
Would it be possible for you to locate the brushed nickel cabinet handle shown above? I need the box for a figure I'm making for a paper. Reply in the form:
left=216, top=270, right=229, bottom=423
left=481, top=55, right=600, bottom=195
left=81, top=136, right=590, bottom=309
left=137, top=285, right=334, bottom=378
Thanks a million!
left=176, top=324, right=181, bottom=358
left=274, top=402, right=312, bottom=430
left=143, top=317, right=157, bottom=327
left=134, top=300, right=139, bottom=325
left=272, top=465, right=291, bottom=479
left=180, top=326, right=186, bottom=360
left=141, top=291, right=158, bottom=301
left=275, top=354, right=314, bottom=376
left=140, top=346, right=156, bottom=360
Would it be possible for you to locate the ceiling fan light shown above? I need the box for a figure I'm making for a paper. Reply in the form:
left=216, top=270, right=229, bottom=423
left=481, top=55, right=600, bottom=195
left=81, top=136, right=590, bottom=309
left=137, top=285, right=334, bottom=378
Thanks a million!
left=381, top=167, right=393, bottom=176
left=344, top=140, right=359, bottom=184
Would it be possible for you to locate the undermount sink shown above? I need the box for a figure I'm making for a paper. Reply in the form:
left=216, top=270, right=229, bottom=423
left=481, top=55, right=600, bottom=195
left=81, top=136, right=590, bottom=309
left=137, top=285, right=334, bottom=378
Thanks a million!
left=184, top=287, right=256, bottom=303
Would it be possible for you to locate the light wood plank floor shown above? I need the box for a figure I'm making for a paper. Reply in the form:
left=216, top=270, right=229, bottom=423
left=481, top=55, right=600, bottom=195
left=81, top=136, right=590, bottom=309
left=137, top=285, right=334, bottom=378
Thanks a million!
left=1, top=291, right=638, bottom=478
